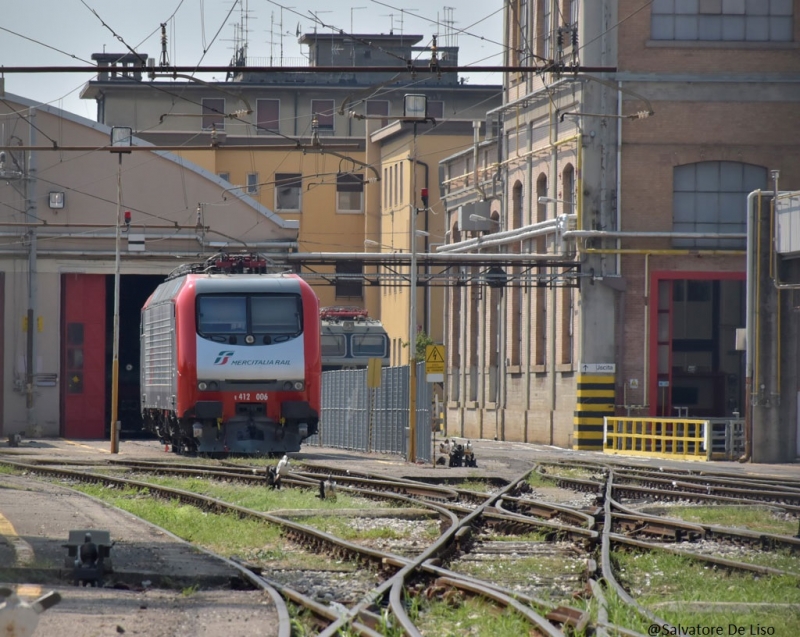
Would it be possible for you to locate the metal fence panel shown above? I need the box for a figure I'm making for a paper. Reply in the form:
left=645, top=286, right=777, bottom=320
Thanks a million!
left=308, top=363, right=432, bottom=461
left=415, top=362, right=433, bottom=463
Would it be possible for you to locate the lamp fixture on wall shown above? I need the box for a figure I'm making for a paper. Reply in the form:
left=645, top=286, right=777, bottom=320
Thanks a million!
left=48, top=192, right=65, bottom=209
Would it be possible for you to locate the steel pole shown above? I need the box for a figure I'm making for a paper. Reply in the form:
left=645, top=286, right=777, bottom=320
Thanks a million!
left=110, top=155, right=122, bottom=454
left=408, top=123, right=418, bottom=463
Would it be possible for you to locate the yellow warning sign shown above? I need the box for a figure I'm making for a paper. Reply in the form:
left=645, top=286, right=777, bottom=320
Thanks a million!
left=425, top=345, right=446, bottom=377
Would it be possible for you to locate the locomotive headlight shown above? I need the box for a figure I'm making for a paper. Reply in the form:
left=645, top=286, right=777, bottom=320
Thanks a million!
left=198, top=382, right=208, bottom=391
left=245, top=334, right=255, bottom=344
left=293, top=381, right=304, bottom=391
left=283, top=381, right=293, bottom=391
left=209, top=381, right=219, bottom=391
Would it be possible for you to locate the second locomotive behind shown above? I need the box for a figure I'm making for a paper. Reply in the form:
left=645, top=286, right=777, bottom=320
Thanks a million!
left=140, top=254, right=321, bottom=455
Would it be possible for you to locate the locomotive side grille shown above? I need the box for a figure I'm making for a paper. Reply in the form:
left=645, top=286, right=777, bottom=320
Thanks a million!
left=141, top=302, right=177, bottom=408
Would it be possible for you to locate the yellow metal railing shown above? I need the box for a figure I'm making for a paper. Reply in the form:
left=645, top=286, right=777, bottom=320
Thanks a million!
left=604, top=416, right=710, bottom=461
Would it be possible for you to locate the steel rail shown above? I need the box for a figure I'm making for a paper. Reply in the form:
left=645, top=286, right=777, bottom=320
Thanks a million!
left=430, top=498, right=599, bottom=541
left=611, top=497, right=800, bottom=550
left=600, top=471, right=676, bottom=633
left=110, top=459, right=462, bottom=502
left=497, top=495, right=598, bottom=529
left=9, top=466, right=296, bottom=637
left=1, top=457, right=607, bottom=635
left=433, top=576, right=566, bottom=637
left=611, top=482, right=800, bottom=513
left=531, top=465, right=606, bottom=494
left=588, top=579, right=610, bottom=637
left=613, top=473, right=800, bottom=505
left=608, top=532, right=797, bottom=576
left=611, top=510, right=706, bottom=541
left=614, top=466, right=800, bottom=490
left=0, top=459, right=435, bottom=570
left=243, top=569, right=384, bottom=637
left=317, top=470, right=558, bottom=637
left=614, top=468, right=800, bottom=494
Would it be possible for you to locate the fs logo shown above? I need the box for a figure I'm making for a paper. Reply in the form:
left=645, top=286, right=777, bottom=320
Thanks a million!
left=213, top=351, right=235, bottom=365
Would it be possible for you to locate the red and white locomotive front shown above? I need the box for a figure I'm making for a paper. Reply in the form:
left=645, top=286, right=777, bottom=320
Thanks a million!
left=142, top=267, right=320, bottom=455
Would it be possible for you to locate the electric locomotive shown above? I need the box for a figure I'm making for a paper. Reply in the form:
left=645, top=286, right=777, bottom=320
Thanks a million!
left=140, top=253, right=321, bottom=455
left=320, top=306, right=390, bottom=371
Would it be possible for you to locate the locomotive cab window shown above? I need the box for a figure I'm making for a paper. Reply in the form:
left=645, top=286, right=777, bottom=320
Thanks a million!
left=197, top=296, right=247, bottom=333
left=352, top=334, right=388, bottom=357
left=197, top=294, right=302, bottom=339
left=251, top=295, right=301, bottom=335
left=321, top=334, right=346, bottom=357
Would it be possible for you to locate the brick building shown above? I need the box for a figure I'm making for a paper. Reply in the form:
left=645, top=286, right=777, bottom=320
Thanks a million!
left=438, top=0, right=800, bottom=460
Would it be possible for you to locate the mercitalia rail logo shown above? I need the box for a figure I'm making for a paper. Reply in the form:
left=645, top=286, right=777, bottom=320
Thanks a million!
left=214, top=351, right=235, bottom=365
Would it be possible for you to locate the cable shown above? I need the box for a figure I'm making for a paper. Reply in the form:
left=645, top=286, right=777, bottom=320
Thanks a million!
left=0, top=26, right=94, bottom=65
left=264, top=0, right=409, bottom=65
left=79, top=0, right=147, bottom=65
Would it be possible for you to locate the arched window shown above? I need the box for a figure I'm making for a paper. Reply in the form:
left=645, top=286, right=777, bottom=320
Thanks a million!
left=562, top=164, right=575, bottom=215
left=512, top=180, right=524, bottom=236
left=510, top=181, right=524, bottom=367
left=673, top=161, right=767, bottom=248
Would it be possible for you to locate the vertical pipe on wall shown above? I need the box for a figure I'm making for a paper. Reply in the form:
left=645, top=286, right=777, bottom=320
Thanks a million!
left=643, top=253, right=651, bottom=410
left=616, top=81, right=623, bottom=277
left=548, top=94, right=558, bottom=440
left=771, top=171, right=780, bottom=396
left=742, top=189, right=761, bottom=462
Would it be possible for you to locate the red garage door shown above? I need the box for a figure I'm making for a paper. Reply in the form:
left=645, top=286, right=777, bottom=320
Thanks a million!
left=61, top=274, right=106, bottom=438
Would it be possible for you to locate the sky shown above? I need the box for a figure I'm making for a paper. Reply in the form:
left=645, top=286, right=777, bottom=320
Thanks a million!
left=0, top=0, right=504, bottom=119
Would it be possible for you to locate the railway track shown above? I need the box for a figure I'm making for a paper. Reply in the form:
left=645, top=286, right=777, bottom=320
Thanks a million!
left=3, top=455, right=800, bottom=635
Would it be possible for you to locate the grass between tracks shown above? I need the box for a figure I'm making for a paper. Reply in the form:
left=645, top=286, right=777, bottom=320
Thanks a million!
left=413, top=594, right=563, bottom=637
left=301, top=515, right=440, bottom=543
left=613, top=550, right=800, bottom=634
left=72, top=480, right=372, bottom=570
left=657, top=504, right=799, bottom=537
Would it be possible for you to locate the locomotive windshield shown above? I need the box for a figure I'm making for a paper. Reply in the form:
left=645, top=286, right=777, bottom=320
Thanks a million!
left=321, top=334, right=346, bottom=357
left=197, top=294, right=302, bottom=337
left=352, top=333, right=388, bottom=357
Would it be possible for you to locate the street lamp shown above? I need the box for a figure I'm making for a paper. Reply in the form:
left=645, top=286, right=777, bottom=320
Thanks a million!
left=109, top=127, right=132, bottom=454
left=404, top=93, right=432, bottom=463
left=364, top=239, right=394, bottom=250
left=538, top=196, right=570, bottom=205
left=469, top=214, right=501, bottom=231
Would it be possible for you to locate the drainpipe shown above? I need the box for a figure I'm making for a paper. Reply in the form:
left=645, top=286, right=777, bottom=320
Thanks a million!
left=742, top=189, right=762, bottom=463
left=644, top=253, right=651, bottom=413
left=616, top=81, right=623, bottom=277
left=413, top=158, right=430, bottom=336
left=497, top=174, right=507, bottom=439
left=525, top=114, right=534, bottom=439
left=548, top=101, right=559, bottom=441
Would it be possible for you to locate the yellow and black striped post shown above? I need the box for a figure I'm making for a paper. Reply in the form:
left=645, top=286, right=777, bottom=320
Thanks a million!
left=573, top=374, right=615, bottom=450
